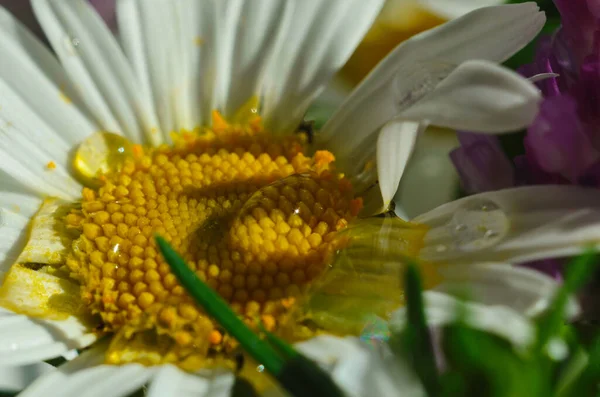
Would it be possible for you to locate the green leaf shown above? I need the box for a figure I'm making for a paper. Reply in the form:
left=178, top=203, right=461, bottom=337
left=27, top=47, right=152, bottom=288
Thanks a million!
left=558, top=336, right=600, bottom=396
left=536, top=250, right=599, bottom=353
left=231, top=378, right=260, bottom=397
left=155, top=236, right=284, bottom=375
left=278, top=355, right=345, bottom=397
left=391, top=261, right=440, bottom=396
left=260, top=325, right=299, bottom=360
left=442, top=325, right=547, bottom=397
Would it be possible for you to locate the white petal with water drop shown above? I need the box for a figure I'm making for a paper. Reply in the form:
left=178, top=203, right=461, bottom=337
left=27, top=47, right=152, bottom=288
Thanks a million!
left=416, top=186, right=600, bottom=265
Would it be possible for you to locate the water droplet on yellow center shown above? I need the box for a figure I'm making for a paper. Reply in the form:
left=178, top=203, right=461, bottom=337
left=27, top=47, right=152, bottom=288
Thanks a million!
left=73, top=132, right=133, bottom=185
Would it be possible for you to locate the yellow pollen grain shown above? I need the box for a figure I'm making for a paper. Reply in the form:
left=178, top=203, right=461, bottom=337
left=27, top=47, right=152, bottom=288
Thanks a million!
left=46, top=161, right=57, bottom=170
left=66, top=112, right=361, bottom=365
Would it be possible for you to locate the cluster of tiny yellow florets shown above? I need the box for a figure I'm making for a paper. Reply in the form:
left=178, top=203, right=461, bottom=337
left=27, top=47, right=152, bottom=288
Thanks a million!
left=64, top=112, right=362, bottom=365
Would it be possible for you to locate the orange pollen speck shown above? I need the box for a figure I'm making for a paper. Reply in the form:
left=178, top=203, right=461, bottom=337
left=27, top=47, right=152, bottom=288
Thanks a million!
left=65, top=118, right=362, bottom=366
left=46, top=161, right=56, bottom=170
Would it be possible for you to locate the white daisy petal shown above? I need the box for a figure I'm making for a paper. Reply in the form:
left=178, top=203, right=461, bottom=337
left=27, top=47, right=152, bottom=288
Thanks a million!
left=19, top=345, right=155, bottom=397
left=397, top=60, right=541, bottom=133
left=0, top=363, right=54, bottom=393
left=320, top=3, right=544, bottom=172
left=0, top=7, right=97, bottom=146
left=119, top=0, right=181, bottom=137
left=116, top=0, right=165, bottom=142
left=119, top=0, right=228, bottom=135
left=0, top=80, right=72, bottom=169
left=0, top=208, right=32, bottom=276
left=419, top=0, right=504, bottom=19
left=14, top=198, right=71, bottom=266
left=296, top=336, right=426, bottom=397
left=0, top=112, right=82, bottom=199
left=219, top=0, right=289, bottom=117
left=416, top=186, right=600, bottom=265
left=390, top=290, right=536, bottom=347
left=435, top=263, right=579, bottom=318
left=0, top=191, right=40, bottom=219
left=0, top=144, right=80, bottom=200
left=32, top=0, right=161, bottom=145
left=0, top=308, right=97, bottom=366
left=529, top=73, right=560, bottom=83
left=171, top=0, right=221, bottom=130
left=147, top=365, right=234, bottom=397
left=377, top=120, right=423, bottom=209
left=262, top=0, right=385, bottom=134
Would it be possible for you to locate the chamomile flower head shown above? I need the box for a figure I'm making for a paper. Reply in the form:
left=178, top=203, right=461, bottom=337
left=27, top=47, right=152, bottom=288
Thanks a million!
left=1, top=0, right=599, bottom=396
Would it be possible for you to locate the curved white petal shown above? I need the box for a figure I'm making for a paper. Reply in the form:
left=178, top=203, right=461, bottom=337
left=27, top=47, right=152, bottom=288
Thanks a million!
left=0, top=93, right=82, bottom=199
left=0, top=363, right=54, bottom=393
left=32, top=0, right=161, bottom=145
left=320, top=3, right=544, bottom=175
left=295, top=336, right=426, bottom=397
left=262, top=0, right=385, bottom=134
left=418, top=0, right=504, bottom=19
left=0, top=308, right=97, bottom=366
left=147, top=366, right=234, bottom=397
left=218, top=0, right=289, bottom=118
left=434, top=263, right=579, bottom=318
left=416, top=186, right=600, bottom=265
left=0, top=208, right=32, bottom=276
left=529, top=73, right=560, bottom=83
left=118, top=0, right=182, bottom=139
left=18, top=344, right=154, bottom=397
left=390, top=290, right=536, bottom=347
left=398, top=60, right=541, bottom=133
left=377, top=120, right=422, bottom=209
left=117, top=0, right=289, bottom=138
left=20, top=346, right=235, bottom=397
left=0, top=7, right=98, bottom=146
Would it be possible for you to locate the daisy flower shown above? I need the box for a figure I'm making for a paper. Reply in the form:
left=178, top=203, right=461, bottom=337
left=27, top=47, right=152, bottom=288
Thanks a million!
left=0, top=0, right=597, bottom=394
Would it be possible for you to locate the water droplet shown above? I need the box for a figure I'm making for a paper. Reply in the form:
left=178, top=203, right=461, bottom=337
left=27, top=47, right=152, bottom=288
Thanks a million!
left=73, top=131, right=133, bottom=185
left=435, top=244, right=447, bottom=252
left=256, top=364, right=264, bottom=373
left=454, top=224, right=467, bottom=232
left=63, top=34, right=81, bottom=55
left=449, top=198, right=509, bottom=251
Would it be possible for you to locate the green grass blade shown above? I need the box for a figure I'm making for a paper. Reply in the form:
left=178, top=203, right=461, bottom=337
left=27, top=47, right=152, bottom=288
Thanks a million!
left=155, top=236, right=284, bottom=375
left=536, top=250, right=598, bottom=353
left=395, top=261, right=440, bottom=396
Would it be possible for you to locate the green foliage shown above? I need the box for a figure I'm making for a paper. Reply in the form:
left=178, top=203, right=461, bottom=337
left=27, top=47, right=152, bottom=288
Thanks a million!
left=395, top=251, right=600, bottom=397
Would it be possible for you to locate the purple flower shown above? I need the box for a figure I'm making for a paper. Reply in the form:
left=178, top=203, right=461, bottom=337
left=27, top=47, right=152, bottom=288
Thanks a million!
left=554, top=0, right=600, bottom=66
left=450, top=132, right=515, bottom=194
left=451, top=0, right=600, bottom=285
left=521, top=259, right=563, bottom=282
left=524, top=95, right=600, bottom=182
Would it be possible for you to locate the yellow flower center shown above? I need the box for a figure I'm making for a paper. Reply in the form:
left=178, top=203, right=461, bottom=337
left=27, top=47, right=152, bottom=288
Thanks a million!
left=63, top=112, right=362, bottom=367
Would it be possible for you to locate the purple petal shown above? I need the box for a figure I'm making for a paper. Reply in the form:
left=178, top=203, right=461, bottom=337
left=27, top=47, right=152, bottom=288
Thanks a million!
left=520, top=259, right=563, bottom=282
left=513, top=155, right=569, bottom=186
left=89, top=0, right=117, bottom=32
left=524, top=95, right=600, bottom=182
left=450, top=133, right=515, bottom=194
left=554, top=0, right=600, bottom=65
